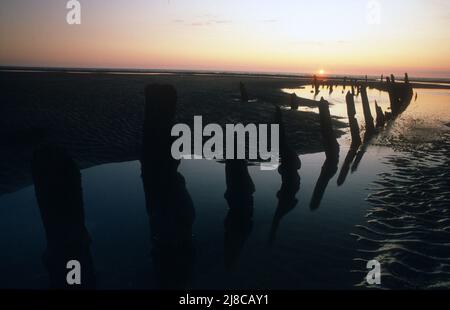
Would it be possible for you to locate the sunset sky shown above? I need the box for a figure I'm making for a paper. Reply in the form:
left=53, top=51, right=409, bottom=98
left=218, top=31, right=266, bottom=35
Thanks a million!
left=1, top=0, right=449, bottom=78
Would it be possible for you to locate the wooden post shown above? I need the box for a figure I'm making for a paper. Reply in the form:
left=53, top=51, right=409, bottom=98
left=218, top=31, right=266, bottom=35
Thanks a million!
left=290, top=93, right=299, bottom=110
left=240, top=82, right=249, bottom=103
left=313, top=75, right=319, bottom=94
left=360, top=86, right=375, bottom=134
left=318, top=97, right=340, bottom=159
left=345, top=91, right=361, bottom=146
left=375, top=101, right=385, bottom=128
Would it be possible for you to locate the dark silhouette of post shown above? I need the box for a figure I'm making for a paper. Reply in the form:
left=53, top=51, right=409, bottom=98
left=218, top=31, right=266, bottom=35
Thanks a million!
left=404, top=73, right=409, bottom=84
left=337, top=92, right=362, bottom=186
left=313, top=75, right=319, bottom=95
left=290, top=93, right=299, bottom=110
left=240, top=82, right=249, bottom=103
left=390, top=74, right=396, bottom=84
left=224, top=159, right=254, bottom=269
left=318, top=98, right=339, bottom=159
left=32, top=146, right=95, bottom=289
left=360, top=86, right=375, bottom=135
left=310, top=98, right=339, bottom=210
left=141, top=84, right=195, bottom=289
left=375, top=101, right=385, bottom=128
left=345, top=91, right=361, bottom=147
left=269, top=107, right=301, bottom=244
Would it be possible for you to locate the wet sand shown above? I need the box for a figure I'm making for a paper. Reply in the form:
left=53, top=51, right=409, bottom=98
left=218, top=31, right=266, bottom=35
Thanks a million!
left=0, top=71, right=346, bottom=196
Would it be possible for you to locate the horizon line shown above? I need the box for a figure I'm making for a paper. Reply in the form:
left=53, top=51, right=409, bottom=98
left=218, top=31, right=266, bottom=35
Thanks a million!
left=1, top=65, right=450, bottom=81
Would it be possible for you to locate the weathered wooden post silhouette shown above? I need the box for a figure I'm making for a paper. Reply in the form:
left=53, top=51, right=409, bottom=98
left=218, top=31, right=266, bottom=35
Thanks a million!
left=141, top=84, right=195, bottom=289
left=32, top=146, right=95, bottom=289
left=360, top=86, right=375, bottom=135
left=345, top=91, right=361, bottom=146
left=240, top=82, right=249, bottom=103
left=290, top=93, right=299, bottom=110
left=390, top=74, right=396, bottom=84
left=337, top=92, right=362, bottom=186
left=313, top=74, right=319, bottom=94
left=375, top=101, right=385, bottom=128
left=318, top=97, right=339, bottom=159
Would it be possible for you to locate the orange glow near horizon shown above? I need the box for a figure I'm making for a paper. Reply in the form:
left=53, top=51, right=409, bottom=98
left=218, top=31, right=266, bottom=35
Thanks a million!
left=0, top=0, right=449, bottom=78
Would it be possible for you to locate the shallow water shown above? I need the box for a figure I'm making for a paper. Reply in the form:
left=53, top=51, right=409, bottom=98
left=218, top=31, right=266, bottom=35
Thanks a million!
left=0, top=80, right=449, bottom=290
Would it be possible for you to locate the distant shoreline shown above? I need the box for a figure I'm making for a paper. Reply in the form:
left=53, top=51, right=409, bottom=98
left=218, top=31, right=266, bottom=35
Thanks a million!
left=2, top=66, right=450, bottom=89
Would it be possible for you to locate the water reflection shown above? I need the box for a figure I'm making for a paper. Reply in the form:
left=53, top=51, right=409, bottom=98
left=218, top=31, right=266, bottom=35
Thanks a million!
left=32, top=146, right=96, bottom=289
left=141, top=84, right=195, bottom=289
left=269, top=107, right=301, bottom=245
left=223, top=159, right=255, bottom=269
left=310, top=99, right=340, bottom=210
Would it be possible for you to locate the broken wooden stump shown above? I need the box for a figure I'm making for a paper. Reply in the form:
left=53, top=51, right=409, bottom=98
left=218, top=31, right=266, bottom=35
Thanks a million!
left=336, top=92, right=362, bottom=187
left=240, top=82, right=249, bottom=103
left=375, top=101, right=385, bottom=128
left=360, top=86, right=375, bottom=134
left=313, top=75, right=320, bottom=94
left=318, top=97, right=340, bottom=160
left=345, top=91, right=362, bottom=147
left=391, top=74, right=396, bottom=84
left=290, top=93, right=299, bottom=110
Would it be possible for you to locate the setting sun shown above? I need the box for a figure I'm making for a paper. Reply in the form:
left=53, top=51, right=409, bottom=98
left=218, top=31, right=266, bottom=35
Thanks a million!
left=318, top=69, right=326, bottom=75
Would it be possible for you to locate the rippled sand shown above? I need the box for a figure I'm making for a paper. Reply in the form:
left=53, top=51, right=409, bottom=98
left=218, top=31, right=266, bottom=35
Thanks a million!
left=354, top=128, right=450, bottom=289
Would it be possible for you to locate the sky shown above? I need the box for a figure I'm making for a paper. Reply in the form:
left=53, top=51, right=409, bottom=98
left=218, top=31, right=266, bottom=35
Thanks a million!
left=1, top=0, right=449, bottom=78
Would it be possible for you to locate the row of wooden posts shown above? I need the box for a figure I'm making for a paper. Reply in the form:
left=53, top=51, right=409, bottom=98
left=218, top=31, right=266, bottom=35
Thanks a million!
left=30, top=78, right=413, bottom=289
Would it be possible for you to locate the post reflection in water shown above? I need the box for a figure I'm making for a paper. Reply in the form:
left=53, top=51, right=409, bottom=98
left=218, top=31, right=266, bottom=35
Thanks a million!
left=141, top=84, right=195, bottom=289
left=310, top=98, right=340, bottom=211
left=32, top=146, right=96, bottom=289
left=269, top=107, right=301, bottom=245
left=223, top=159, right=255, bottom=270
